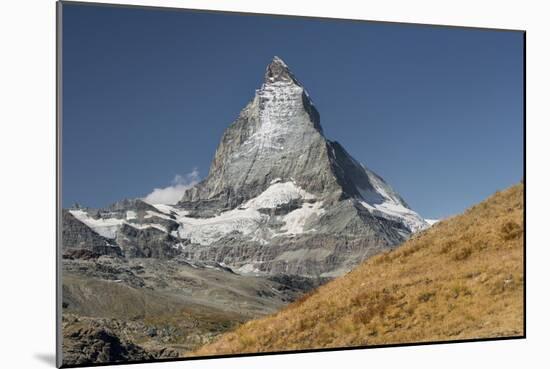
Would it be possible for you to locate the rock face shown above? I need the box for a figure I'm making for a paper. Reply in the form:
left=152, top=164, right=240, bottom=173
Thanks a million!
left=62, top=56, right=428, bottom=277
left=116, top=224, right=182, bottom=259
left=62, top=210, right=123, bottom=257
left=180, top=56, right=332, bottom=214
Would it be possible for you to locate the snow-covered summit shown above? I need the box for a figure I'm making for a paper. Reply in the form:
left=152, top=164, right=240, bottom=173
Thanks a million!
left=264, top=56, right=299, bottom=85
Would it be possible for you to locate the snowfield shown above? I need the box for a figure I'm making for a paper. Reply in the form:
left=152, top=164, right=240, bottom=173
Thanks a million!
left=242, top=181, right=316, bottom=209
left=70, top=175, right=431, bottom=247
left=280, top=201, right=324, bottom=235
left=152, top=181, right=324, bottom=245
left=69, top=210, right=124, bottom=239
left=70, top=210, right=168, bottom=239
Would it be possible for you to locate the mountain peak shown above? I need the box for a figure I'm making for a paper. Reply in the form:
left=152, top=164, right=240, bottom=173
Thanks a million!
left=264, top=56, right=299, bottom=84
left=179, top=54, right=427, bottom=246
left=271, top=56, right=287, bottom=67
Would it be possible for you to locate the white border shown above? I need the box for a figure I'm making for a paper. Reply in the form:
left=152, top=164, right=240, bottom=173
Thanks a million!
left=1, top=1, right=548, bottom=368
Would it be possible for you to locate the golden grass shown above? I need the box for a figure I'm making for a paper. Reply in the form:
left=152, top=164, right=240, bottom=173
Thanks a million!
left=191, top=183, right=524, bottom=356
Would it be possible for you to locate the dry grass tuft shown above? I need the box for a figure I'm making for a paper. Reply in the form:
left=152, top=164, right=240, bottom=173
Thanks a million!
left=191, top=184, right=524, bottom=356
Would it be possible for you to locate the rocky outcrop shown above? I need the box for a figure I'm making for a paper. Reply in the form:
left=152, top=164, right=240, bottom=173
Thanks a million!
left=62, top=202, right=183, bottom=260
left=116, top=223, right=183, bottom=259
left=62, top=210, right=123, bottom=257
left=62, top=316, right=154, bottom=366
left=104, top=198, right=159, bottom=213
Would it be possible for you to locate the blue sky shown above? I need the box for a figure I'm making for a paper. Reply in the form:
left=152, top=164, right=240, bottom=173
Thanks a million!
left=62, top=3, right=524, bottom=219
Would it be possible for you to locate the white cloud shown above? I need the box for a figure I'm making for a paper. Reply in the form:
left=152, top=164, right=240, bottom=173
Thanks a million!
left=143, top=169, right=200, bottom=205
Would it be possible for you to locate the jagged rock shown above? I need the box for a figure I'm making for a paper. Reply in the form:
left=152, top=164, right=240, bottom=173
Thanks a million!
left=104, top=198, right=159, bottom=213
left=116, top=223, right=183, bottom=259
left=62, top=318, right=154, bottom=365
left=62, top=210, right=123, bottom=257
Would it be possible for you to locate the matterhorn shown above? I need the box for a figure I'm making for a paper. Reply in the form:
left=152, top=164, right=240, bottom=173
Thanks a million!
left=64, top=56, right=428, bottom=278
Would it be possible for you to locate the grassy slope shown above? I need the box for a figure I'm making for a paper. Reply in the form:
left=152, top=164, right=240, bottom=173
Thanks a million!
left=193, top=183, right=524, bottom=356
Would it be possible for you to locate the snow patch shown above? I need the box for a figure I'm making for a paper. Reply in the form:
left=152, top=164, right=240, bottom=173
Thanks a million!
left=237, top=263, right=262, bottom=275
left=172, top=242, right=187, bottom=250
left=243, top=181, right=315, bottom=209
left=128, top=223, right=167, bottom=233
left=176, top=207, right=265, bottom=245
left=357, top=166, right=429, bottom=233
left=240, top=79, right=306, bottom=155
left=425, top=219, right=439, bottom=226
left=69, top=210, right=124, bottom=239
left=280, top=201, right=325, bottom=235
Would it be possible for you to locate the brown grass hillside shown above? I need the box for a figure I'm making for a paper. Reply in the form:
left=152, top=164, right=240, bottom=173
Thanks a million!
left=192, top=183, right=524, bottom=356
